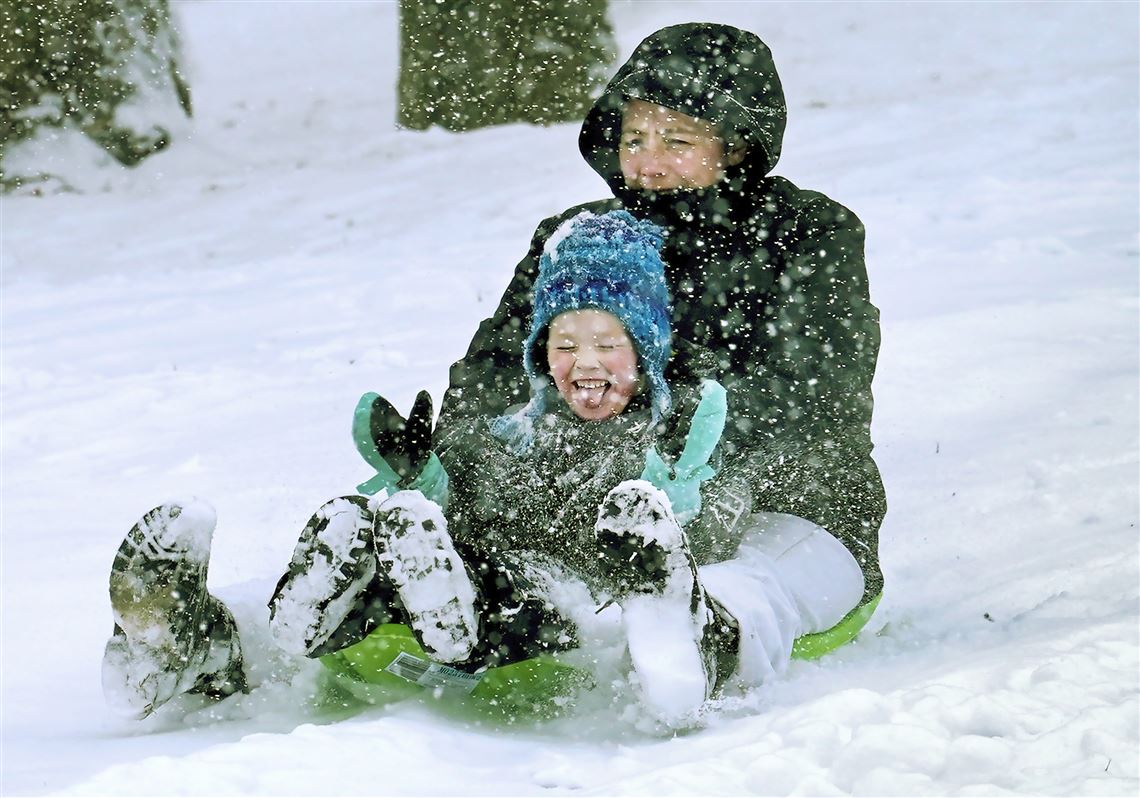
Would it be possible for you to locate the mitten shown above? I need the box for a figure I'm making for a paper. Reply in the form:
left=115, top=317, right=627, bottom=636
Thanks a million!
left=640, top=380, right=727, bottom=525
left=352, top=389, right=449, bottom=506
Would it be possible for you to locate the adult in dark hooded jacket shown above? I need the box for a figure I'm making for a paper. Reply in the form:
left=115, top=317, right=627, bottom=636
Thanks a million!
left=437, top=23, right=887, bottom=607
left=95, top=23, right=887, bottom=729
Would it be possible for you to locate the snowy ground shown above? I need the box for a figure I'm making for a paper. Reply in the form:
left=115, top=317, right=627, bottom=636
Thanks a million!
left=2, top=1, right=1138, bottom=795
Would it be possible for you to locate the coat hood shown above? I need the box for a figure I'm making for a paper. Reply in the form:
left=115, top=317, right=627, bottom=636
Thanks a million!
left=579, top=23, right=787, bottom=196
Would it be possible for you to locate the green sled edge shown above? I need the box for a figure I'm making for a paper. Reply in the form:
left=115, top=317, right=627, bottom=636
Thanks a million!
left=321, top=592, right=882, bottom=715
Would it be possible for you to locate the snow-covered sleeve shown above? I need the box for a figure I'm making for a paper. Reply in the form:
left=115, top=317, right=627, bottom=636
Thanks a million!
left=715, top=194, right=886, bottom=603
left=723, top=194, right=880, bottom=453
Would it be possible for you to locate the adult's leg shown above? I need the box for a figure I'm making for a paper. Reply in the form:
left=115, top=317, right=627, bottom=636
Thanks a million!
left=593, top=480, right=739, bottom=728
left=698, top=511, right=866, bottom=687
left=103, top=499, right=245, bottom=719
left=745, top=434, right=886, bottom=603
left=105, top=491, right=429, bottom=720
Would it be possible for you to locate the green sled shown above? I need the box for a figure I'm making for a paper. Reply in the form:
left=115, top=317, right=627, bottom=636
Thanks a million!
left=321, top=593, right=881, bottom=719
left=320, top=624, right=592, bottom=720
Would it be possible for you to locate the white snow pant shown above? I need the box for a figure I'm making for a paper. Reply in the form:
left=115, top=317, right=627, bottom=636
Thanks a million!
left=698, top=512, right=866, bottom=688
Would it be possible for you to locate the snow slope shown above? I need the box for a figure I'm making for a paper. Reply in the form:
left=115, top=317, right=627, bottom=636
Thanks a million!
left=2, top=1, right=1137, bottom=795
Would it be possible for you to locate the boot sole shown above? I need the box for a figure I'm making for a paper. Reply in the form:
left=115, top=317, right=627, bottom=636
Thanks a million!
left=103, top=499, right=222, bottom=718
left=269, top=496, right=376, bottom=656
left=595, top=479, right=694, bottom=600
left=374, top=491, right=478, bottom=663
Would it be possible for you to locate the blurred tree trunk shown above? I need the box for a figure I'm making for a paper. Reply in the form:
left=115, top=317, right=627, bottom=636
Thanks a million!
left=0, top=0, right=191, bottom=192
left=398, top=0, right=615, bottom=131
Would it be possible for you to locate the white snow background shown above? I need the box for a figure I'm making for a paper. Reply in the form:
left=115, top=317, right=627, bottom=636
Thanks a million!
left=2, top=1, right=1138, bottom=795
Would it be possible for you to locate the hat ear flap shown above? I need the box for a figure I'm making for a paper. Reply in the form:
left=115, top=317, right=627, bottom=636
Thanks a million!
left=650, top=371, right=673, bottom=423
left=488, top=375, right=549, bottom=455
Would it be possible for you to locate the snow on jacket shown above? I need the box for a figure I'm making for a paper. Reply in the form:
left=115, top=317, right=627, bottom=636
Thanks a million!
left=441, top=380, right=747, bottom=590
left=437, top=23, right=886, bottom=603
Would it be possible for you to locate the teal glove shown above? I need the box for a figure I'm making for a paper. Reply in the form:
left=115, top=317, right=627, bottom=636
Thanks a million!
left=640, top=380, right=728, bottom=525
left=403, top=452, right=449, bottom=508
left=352, top=391, right=449, bottom=508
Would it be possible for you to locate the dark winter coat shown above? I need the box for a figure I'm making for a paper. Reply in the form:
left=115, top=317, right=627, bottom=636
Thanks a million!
left=437, top=24, right=886, bottom=603
left=442, top=382, right=748, bottom=590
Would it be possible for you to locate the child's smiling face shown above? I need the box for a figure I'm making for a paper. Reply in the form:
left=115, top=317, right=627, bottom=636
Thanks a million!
left=546, top=309, right=642, bottom=420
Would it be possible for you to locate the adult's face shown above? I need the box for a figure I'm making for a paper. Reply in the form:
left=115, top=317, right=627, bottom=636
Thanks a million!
left=619, top=99, right=744, bottom=192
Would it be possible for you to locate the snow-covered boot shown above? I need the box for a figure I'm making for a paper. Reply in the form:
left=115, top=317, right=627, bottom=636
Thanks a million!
left=595, top=479, right=736, bottom=727
left=268, top=495, right=380, bottom=657
left=372, top=490, right=480, bottom=664
left=102, top=499, right=246, bottom=720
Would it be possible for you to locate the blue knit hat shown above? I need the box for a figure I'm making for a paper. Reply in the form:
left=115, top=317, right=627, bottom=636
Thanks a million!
left=491, top=210, right=672, bottom=451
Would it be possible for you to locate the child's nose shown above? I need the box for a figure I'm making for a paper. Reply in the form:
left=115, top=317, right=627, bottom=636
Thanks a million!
left=574, top=348, right=602, bottom=368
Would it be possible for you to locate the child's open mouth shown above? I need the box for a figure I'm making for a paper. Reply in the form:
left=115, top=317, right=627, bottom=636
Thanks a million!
left=572, top=379, right=610, bottom=409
